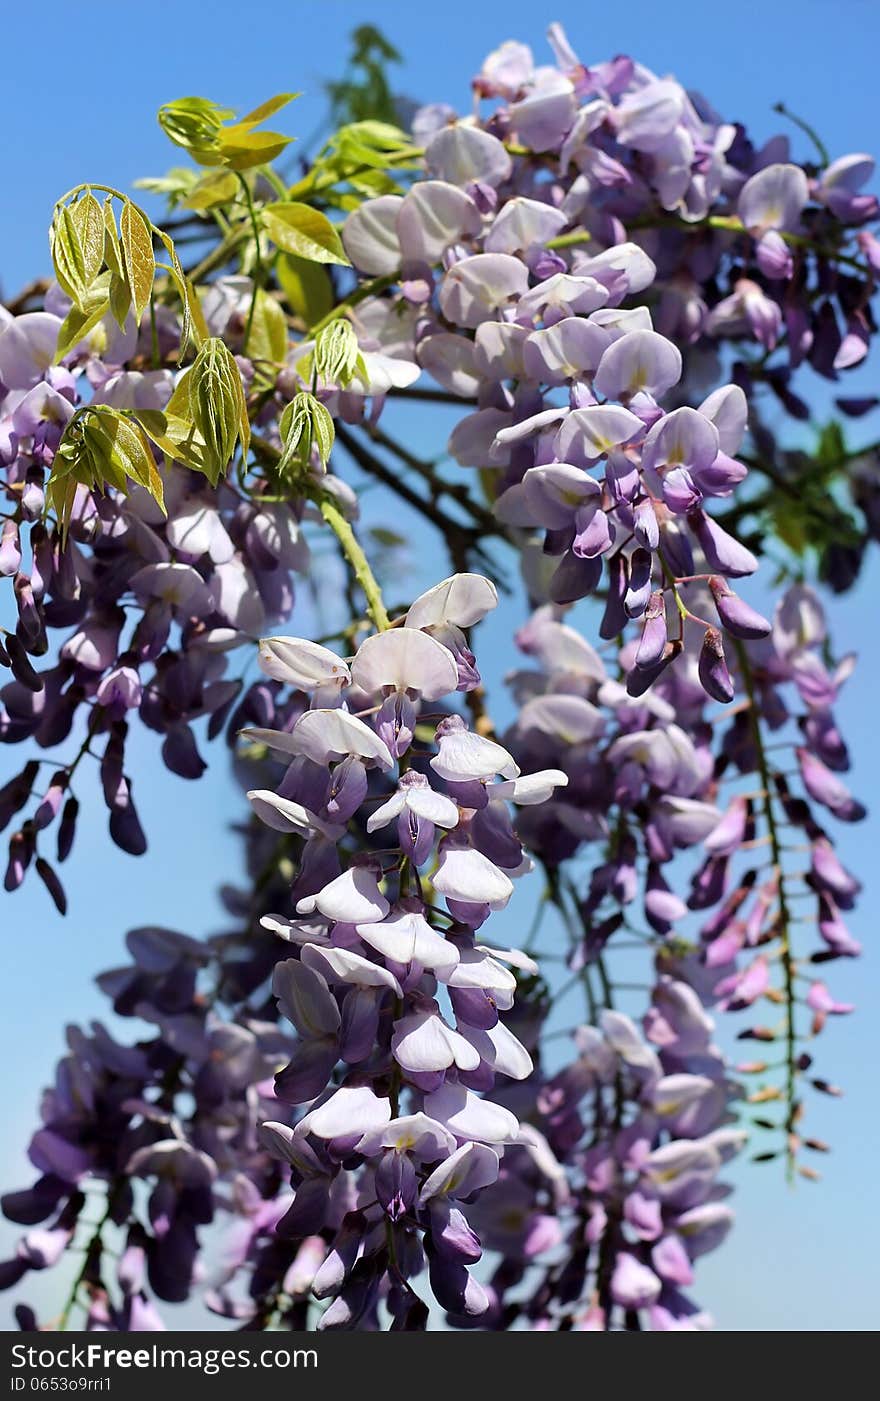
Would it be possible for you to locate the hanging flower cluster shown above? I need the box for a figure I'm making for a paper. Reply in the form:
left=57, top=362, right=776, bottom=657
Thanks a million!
left=0, top=20, right=875, bottom=1332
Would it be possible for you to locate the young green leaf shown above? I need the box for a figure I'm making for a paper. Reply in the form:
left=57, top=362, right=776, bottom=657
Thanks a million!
left=183, top=170, right=239, bottom=211
left=218, top=126, right=292, bottom=170
left=276, top=252, right=334, bottom=326
left=278, top=392, right=335, bottom=478
left=186, top=337, right=250, bottom=485
left=120, top=200, right=156, bottom=325
left=235, top=93, right=299, bottom=129
left=158, top=97, right=233, bottom=164
left=261, top=203, right=350, bottom=266
left=313, top=318, right=365, bottom=387
left=246, top=289, right=289, bottom=366
left=53, top=275, right=113, bottom=362
left=50, top=193, right=104, bottom=309
left=48, top=407, right=166, bottom=540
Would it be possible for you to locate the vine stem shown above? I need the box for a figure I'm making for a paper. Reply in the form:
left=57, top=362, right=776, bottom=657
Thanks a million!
left=316, top=494, right=390, bottom=632
left=57, top=1194, right=114, bottom=1330
left=236, top=174, right=264, bottom=354
left=734, top=640, right=798, bottom=1183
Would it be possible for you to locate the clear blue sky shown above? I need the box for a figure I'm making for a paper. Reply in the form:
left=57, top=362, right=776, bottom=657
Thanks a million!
left=2, top=0, right=879, bottom=1332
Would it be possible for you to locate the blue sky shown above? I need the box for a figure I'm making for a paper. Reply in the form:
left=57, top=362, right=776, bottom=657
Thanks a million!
left=1, top=0, right=879, bottom=1332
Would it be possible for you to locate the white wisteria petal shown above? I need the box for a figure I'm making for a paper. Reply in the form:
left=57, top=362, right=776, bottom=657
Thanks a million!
left=593, top=329, right=682, bottom=400
left=737, top=162, right=808, bottom=232
left=418, top=1141, right=501, bottom=1202
left=397, top=181, right=482, bottom=264
left=698, top=385, right=748, bottom=455
left=355, top=1113, right=456, bottom=1161
left=484, top=197, right=568, bottom=255
left=520, top=463, right=601, bottom=529
left=417, top=334, right=482, bottom=398
left=392, top=1009, right=481, bottom=1073
left=445, top=946, right=517, bottom=998
left=600, top=1009, right=662, bottom=1076
left=300, top=1087, right=391, bottom=1141
left=405, top=573, right=499, bottom=630
left=166, top=502, right=235, bottom=564
left=246, top=790, right=343, bottom=839
left=517, top=693, right=605, bottom=744
left=301, top=943, right=401, bottom=995
left=297, top=867, right=390, bottom=924
left=405, top=785, right=460, bottom=827
left=492, top=769, right=569, bottom=805
left=130, top=562, right=212, bottom=615
left=516, top=272, right=608, bottom=322
left=258, top=1122, right=321, bottom=1174
left=473, top=321, right=530, bottom=380
left=351, top=628, right=459, bottom=700
left=257, top=637, right=351, bottom=691
left=439, top=253, right=530, bottom=329
left=260, top=914, right=331, bottom=946
left=579, top=242, right=657, bottom=295
left=365, top=790, right=408, bottom=832
left=474, top=944, right=539, bottom=976
left=460, top=1020, right=534, bottom=1080
left=425, top=123, right=513, bottom=188
left=293, top=708, right=394, bottom=769
left=356, top=911, right=460, bottom=976
left=423, top=1083, right=520, bottom=1145
left=430, top=725, right=519, bottom=782
left=341, top=196, right=403, bottom=275
left=432, top=847, right=514, bottom=910
left=553, top=404, right=644, bottom=465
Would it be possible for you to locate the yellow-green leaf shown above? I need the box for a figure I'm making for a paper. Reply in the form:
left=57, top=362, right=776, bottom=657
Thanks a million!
left=261, top=203, right=350, bottom=266
left=237, top=92, right=299, bottom=129
left=276, top=252, right=333, bottom=326
left=185, top=337, right=250, bottom=485
left=183, top=170, right=239, bottom=211
left=69, top=192, right=105, bottom=288
left=120, top=201, right=156, bottom=324
left=278, top=392, right=335, bottom=476
left=218, top=127, right=292, bottom=171
left=54, top=277, right=112, bottom=362
left=247, top=289, right=288, bottom=365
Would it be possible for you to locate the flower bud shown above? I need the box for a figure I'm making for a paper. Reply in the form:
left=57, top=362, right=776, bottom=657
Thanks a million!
left=278, top=392, right=335, bottom=478
left=635, top=591, right=667, bottom=670
left=698, top=626, right=734, bottom=703
left=187, top=337, right=248, bottom=484
left=708, top=576, right=771, bottom=639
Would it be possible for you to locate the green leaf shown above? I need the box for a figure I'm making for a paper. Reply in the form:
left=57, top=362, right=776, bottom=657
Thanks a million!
left=108, top=274, right=132, bottom=332
left=313, top=318, right=364, bottom=387
left=50, top=193, right=104, bottom=309
left=135, top=406, right=214, bottom=478
left=218, top=127, right=292, bottom=170
left=236, top=92, right=299, bottom=129
left=48, top=407, right=166, bottom=540
left=54, top=275, right=113, bottom=361
left=155, top=227, right=209, bottom=353
left=278, top=392, right=335, bottom=477
left=247, top=289, right=288, bottom=365
left=158, top=97, right=232, bottom=164
left=276, top=252, right=333, bottom=326
left=185, top=337, right=250, bottom=484
left=101, top=200, right=124, bottom=279
left=68, top=192, right=105, bottom=289
left=120, top=201, right=156, bottom=325
left=183, top=169, right=239, bottom=211
left=261, top=202, right=350, bottom=265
